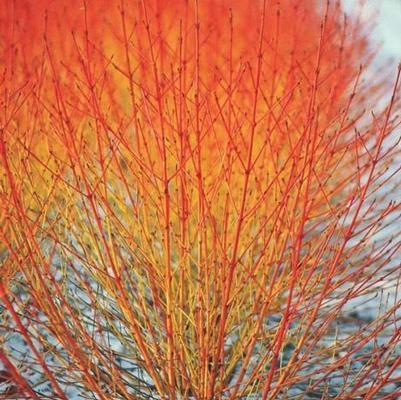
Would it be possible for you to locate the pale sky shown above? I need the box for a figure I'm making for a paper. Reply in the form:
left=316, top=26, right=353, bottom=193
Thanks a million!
left=343, top=0, right=401, bottom=62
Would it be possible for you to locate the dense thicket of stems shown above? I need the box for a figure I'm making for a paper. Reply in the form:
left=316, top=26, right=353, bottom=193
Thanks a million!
left=1, top=0, right=401, bottom=398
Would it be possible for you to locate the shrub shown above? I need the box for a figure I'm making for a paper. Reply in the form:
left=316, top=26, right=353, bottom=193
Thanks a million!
left=1, top=0, right=400, bottom=398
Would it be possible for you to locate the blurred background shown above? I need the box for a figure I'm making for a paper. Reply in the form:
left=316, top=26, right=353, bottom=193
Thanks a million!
left=345, top=0, right=401, bottom=64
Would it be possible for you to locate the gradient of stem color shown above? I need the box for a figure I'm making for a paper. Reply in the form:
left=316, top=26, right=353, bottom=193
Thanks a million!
left=1, top=0, right=401, bottom=399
